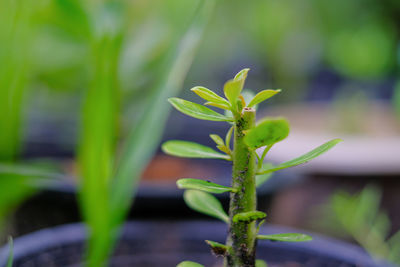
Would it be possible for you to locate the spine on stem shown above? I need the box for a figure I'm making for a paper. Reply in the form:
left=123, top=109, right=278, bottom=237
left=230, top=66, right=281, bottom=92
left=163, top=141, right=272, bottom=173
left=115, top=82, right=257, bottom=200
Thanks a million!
left=226, top=107, right=257, bottom=267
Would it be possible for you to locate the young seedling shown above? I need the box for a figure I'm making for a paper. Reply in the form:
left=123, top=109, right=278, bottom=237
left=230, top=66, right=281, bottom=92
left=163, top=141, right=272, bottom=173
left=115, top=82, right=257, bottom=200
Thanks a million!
left=163, top=69, right=342, bottom=267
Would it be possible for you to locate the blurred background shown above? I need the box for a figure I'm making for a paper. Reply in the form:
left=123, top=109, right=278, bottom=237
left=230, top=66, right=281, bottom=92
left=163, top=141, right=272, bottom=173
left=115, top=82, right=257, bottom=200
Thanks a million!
left=1, top=0, right=400, bottom=265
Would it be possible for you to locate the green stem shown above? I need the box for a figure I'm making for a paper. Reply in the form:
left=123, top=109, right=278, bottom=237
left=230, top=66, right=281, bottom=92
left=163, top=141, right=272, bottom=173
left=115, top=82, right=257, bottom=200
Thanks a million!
left=226, top=107, right=257, bottom=267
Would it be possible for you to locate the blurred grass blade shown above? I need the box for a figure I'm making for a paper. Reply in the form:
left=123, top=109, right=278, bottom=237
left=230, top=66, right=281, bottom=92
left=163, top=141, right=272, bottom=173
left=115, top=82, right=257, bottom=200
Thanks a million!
left=0, top=0, right=35, bottom=161
left=258, top=139, right=343, bottom=174
left=110, top=0, right=216, bottom=228
left=177, top=178, right=236, bottom=193
left=257, top=233, right=312, bottom=242
left=183, top=190, right=229, bottom=223
left=7, top=236, right=13, bottom=267
left=162, top=140, right=230, bottom=160
left=169, top=97, right=233, bottom=121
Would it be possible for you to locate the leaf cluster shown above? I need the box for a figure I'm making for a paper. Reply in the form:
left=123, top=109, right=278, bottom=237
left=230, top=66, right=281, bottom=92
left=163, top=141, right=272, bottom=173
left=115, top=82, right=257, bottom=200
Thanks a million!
left=162, top=69, right=342, bottom=266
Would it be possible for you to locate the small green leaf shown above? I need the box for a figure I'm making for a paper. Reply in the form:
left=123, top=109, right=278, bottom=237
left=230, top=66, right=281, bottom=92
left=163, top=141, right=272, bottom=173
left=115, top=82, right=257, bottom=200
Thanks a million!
left=255, top=259, right=268, bottom=267
left=248, top=89, right=281, bottom=107
left=168, top=98, right=232, bottom=121
left=258, top=139, right=343, bottom=174
left=162, top=140, right=230, bottom=160
left=224, top=79, right=243, bottom=111
left=256, top=173, right=273, bottom=188
left=177, top=261, right=204, bottom=267
left=233, top=211, right=267, bottom=223
left=258, top=233, right=312, bottom=242
left=7, top=236, right=13, bottom=267
left=210, top=134, right=225, bottom=147
left=205, top=240, right=227, bottom=256
left=244, top=118, right=290, bottom=149
left=177, top=178, right=236, bottom=193
left=184, top=190, right=229, bottom=223
left=191, top=86, right=229, bottom=105
left=225, top=126, right=233, bottom=148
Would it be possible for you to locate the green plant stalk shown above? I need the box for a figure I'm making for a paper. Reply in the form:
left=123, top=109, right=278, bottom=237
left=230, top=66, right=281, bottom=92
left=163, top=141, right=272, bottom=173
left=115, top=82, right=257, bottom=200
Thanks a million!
left=226, top=108, right=257, bottom=267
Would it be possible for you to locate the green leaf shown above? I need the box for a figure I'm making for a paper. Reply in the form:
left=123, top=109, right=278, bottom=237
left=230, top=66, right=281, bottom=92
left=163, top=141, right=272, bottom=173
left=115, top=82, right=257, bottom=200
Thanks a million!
left=183, top=190, right=229, bottom=223
left=162, top=140, right=230, bottom=160
left=223, top=79, right=243, bottom=110
left=244, top=118, right=290, bottom=149
left=255, top=259, right=268, bottom=267
left=248, top=89, right=281, bottom=107
left=191, top=86, right=229, bottom=105
left=258, top=233, right=312, bottom=242
left=258, top=139, right=343, bottom=174
left=7, top=236, right=13, bottom=267
left=177, top=261, right=204, bottom=267
left=233, top=211, right=267, bottom=223
left=169, top=97, right=232, bottom=121
left=256, top=173, right=273, bottom=188
left=204, top=102, right=230, bottom=110
left=209, top=134, right=225, bottom=147
left=177, top=178, right=236, bottom=193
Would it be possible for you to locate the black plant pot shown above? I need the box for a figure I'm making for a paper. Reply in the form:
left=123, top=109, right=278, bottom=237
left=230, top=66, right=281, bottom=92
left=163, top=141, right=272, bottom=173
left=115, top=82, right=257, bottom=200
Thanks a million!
left=0, top=221, right=392, bottom=267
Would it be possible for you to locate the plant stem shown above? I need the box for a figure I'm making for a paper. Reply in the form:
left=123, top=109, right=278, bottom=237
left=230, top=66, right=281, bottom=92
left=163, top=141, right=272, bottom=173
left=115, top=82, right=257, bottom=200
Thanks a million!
left=226, top=107, right=257, bottom=267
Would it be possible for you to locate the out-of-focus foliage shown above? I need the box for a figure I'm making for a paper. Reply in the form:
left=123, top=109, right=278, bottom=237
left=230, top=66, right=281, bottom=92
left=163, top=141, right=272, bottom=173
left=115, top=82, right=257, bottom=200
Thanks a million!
left=329, top=186, right=400, bottom=265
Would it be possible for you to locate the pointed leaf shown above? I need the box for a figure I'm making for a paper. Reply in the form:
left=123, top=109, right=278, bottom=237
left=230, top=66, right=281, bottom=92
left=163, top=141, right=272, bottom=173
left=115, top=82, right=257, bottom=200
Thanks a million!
left=162, top=140, right=230, bottom=160
left=256, top=173, right=273, bottom=188
left=258, top=139, right=343, bottom=174
left=191, top=86, right=229, bottom=105
left=244, top=118, right=290, bottom=149
left=177, top=178, right=236, bottom=193
left=258, top=233, right=312, bottom=242
left=234, top=68, right=250, bottom=83
left=177, top=261, right=204, bottom=267
left=184, top=190, right=229, bottom=223
left=255, top=259, right=268, bottom=267
left=168, top=98, right=232, bottom=121
left=248, top=89, right=281, bottom=107
left=209, top=134, right=225, bottom=146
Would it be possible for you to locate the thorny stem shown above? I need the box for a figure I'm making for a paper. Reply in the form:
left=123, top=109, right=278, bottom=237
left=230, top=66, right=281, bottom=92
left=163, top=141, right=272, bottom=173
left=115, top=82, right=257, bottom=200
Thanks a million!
left=225, top=107, right=257, bottom=267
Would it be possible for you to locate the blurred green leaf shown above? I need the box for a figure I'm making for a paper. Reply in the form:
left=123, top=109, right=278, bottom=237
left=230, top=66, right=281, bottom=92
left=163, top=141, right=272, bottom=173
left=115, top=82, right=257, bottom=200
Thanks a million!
left=191, top=86, right=229, bottom=105
left=177, top=261, right=204, bottom=267
left=110, top=0, right=216, bottom=231
left=162, top=140, right=230, bottom=160
left=169, top=97, right=232, bottom=121
left=244, top=118, right=290, bottom=149
left=248, top=89, right=281, bottom=107
left=177, top=178, right=236, bottom=193
left=184, top=190, right=229, bottom=223
left=255, top=259, right=268, bottom=267
left=258, top=233, right=312, bottom=242
left=258, top=139, right=342, bottom=174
